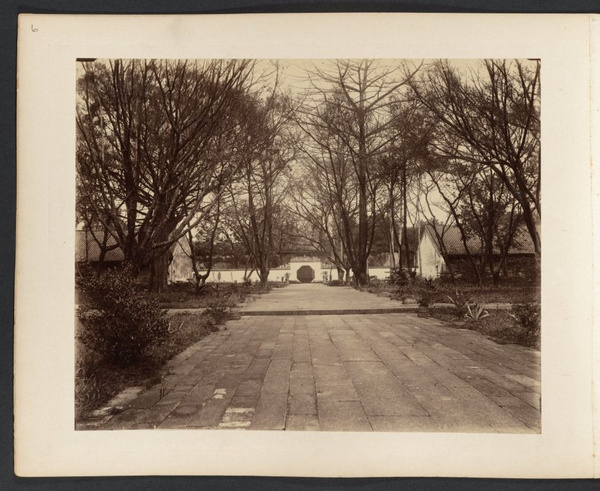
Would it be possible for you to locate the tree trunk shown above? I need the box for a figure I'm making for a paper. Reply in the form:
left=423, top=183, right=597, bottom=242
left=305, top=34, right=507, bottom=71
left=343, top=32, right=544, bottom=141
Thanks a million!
left=96, top=233, right=108, bottom=276
left=356, top=271, right=369, bottom=286
left=522, top=205, right=541, bottom=256
left=355, top=92, right=370, bottom=287
left=258, top=260, right=269, bottom=289
left=492, top=266, right=501, bottom=286
left=259, top=274, right=269, bottom=289
left=357, top=176, right=369, bottom=285
left=401, top=163, right=410, bottom=270
left=388, top=186, right=397, bottom=271
left=149, top=252, right=169, bottom=292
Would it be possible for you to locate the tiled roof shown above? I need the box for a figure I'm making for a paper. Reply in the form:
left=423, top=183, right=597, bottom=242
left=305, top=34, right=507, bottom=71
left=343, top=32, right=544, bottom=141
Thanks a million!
left=75, top=229, right=125, bottom=262
left=424, top=223, right=536, bottom=256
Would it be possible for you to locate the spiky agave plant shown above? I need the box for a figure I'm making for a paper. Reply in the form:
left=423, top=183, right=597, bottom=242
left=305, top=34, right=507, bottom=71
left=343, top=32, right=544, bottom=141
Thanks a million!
left=446, top=289, right=473, bottom=318
left=465, top=303, right=489, bottom=321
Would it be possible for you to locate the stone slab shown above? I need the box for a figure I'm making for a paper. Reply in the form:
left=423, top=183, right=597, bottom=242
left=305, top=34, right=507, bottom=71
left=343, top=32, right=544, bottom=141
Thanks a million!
left=288, top=393, right=317, bottom=416
left=285, top=414, right=320, bottom=431
left=317, top=400, right=371, bottom=431
left=368, top=416, right=441, bottom=432
left=345, top=361, right=427, bottom=416
left=251, top=393, right=288, bottom=430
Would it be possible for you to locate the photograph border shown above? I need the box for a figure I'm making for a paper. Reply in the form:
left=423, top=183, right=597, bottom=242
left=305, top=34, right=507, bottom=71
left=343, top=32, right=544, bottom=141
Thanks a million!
left=11, top=9, right=596, bottom=482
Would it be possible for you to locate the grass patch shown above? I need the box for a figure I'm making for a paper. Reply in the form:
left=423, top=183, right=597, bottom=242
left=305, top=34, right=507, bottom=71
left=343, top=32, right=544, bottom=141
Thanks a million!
left=358, top=278, right=539, bottom=306
left=428, top=307, right=460, bottom=323
left=150, top=312, right=219, bottom=359
left=149, top=282, right=255, bottom=309
left=75, top=312, right=217, bottom=421
left=441, top=284, right=540, bottom=304
left=430, top=307, right=540, bottom=350
left=327, top=280, right=350, bottom=287
left=474, top=311, right=540, bottom=349
left=149, top=281, right=286, bottom=309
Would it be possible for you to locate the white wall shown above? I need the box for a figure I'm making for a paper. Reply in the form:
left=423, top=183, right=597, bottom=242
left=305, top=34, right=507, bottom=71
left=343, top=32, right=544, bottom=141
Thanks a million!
left=169, top=240, right=193, bottom=283
left=169, top=238, right=407, bottom=284
left=168, top=241, right=334, bottom=284
left=170, top=266, right=283, bottom=284
left=171, top=263, right=399, bottom=284
left=416, top=232, right=446, bottom=279
left=205, top=269, right=262, bottom=283
left=369, top=267, right=391, bottom=280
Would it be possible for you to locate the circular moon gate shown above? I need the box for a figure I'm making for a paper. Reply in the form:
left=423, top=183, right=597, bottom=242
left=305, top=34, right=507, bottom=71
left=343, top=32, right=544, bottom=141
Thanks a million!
left=296, top=265, right=315, bottom=283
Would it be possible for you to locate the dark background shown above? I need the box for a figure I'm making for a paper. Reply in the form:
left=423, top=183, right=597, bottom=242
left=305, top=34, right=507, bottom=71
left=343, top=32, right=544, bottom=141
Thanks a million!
left=3, top=1, right=598, bottom=489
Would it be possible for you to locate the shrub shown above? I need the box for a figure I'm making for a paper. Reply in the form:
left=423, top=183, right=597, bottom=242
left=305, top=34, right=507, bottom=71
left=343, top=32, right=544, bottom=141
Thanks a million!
left=204, top=296, right=229, bottom=325
left=509, top=303, right=541, bottom=345
left=438, top=271, right=454, bottom=284
left=327, top=280, right=344, bottom=287
left=422, top=276, right=440, bottom=290
left=367, top=278, right=382, bottom=293
left=418, top=289, right=437, bottom=307
left=77, top=266, right=169, bottom=367
left=389, top=268, right=413, bottom=286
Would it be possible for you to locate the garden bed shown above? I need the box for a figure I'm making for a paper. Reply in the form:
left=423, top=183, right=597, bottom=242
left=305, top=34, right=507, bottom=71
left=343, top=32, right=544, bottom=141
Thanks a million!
left=429, top=307, right=540, bottom=350
left=356, top=277, right=540, bottom=349
left=148, top=282, right=250, bottom=309
left=150, top=281, right=286, bottom=309
left=75, top=312, right=220, bottom=421
left=359, top=280, right=539, bottom=306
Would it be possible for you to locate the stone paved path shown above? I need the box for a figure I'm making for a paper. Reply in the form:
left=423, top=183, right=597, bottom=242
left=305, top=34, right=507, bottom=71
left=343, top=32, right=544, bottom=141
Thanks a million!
left=96, top=289, right=541, bottom=432
left=240, top=283, right=411, bottom=313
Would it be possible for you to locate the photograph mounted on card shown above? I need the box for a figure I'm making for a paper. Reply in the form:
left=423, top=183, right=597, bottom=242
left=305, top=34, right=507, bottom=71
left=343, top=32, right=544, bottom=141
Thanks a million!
left=15, top=13, right=596, bottom=478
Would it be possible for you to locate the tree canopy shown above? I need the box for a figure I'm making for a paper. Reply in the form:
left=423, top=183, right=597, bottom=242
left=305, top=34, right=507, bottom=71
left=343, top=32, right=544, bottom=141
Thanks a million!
left=77, top=58, right=541, bottom=288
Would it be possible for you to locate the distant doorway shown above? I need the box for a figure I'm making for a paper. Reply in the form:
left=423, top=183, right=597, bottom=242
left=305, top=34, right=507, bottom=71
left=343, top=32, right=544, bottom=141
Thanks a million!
left=296, top=265, right=315, bottom=283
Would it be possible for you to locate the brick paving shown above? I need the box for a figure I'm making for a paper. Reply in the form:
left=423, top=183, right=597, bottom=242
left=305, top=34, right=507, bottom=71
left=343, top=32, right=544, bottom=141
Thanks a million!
left=95, top=285, right=541, bottom=432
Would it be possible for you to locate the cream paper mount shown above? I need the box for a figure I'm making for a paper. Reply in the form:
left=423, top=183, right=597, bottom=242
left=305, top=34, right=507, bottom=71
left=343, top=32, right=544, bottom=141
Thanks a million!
left=15, top=13, right=598, bottom=478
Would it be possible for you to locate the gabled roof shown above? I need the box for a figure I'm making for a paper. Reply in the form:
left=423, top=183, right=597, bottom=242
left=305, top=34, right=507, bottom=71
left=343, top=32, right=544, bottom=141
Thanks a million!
left=423, top=223, right=536, bottom=256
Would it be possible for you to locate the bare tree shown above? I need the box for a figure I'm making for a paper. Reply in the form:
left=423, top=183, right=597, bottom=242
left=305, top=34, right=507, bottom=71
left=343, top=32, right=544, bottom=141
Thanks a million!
left=296, top=60, right=421, bottom=285
left=182, top=196, right=224, bottom=293
left=376, top=99, right=432, bottom=270
left=76, top=59, right=254, bottom=291
left=227, top=85, right=297, bottom=289
left=457, top=167, right=524, bottom=284
left=423, top=162, right=483, bottom=283
left=293, top=109, right=365, bottom=285
left=408, top=59, right=541, bottom=255
left=421, top=158, right=525, bottom=285
left=288, top=163, right=354, bottom=284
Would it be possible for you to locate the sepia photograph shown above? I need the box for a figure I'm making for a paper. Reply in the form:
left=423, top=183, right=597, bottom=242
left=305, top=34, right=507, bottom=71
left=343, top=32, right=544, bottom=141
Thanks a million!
left=15, top=13, right=596, bottom=478
left=74, top=57, right=541, bottom=433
